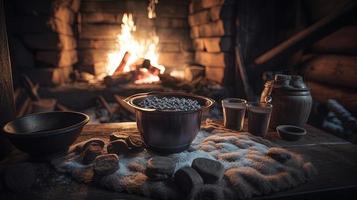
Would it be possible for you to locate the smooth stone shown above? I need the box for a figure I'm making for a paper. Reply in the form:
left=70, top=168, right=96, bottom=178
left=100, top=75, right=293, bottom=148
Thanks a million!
left=146, top=156, right=175, bottom=181
left=174, top=166, right=203, bottom=196
left=191, top=158, right=224, bottom=183
left=94, top=154, right=119, bottom=176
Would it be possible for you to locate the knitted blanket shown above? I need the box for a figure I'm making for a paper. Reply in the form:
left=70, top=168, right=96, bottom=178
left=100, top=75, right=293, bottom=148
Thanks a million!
left=52, top=123, right=315, bottom=200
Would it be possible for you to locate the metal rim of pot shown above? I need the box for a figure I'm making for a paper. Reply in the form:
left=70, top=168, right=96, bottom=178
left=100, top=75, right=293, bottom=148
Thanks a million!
left=124, top=92, right=215, bottom=114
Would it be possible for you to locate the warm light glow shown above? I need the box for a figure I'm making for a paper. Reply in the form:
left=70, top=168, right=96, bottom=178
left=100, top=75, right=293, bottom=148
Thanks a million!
left=134, top=68, right=160, bottom=84
left=105, top=13, right=165, bottom=78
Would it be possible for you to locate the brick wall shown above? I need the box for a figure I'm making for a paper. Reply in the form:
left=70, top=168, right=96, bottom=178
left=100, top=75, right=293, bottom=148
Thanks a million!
left=6, top=0, right=80, bottom=86
left=6, top=0, right=237, bottom=86
left=188, top=0, right=236, bottom=84
left=77, top=0, right=193, bottom=76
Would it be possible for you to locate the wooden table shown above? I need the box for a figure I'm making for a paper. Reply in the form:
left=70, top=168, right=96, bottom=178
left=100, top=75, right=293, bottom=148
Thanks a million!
left=1, top=122, right=357, bottom=200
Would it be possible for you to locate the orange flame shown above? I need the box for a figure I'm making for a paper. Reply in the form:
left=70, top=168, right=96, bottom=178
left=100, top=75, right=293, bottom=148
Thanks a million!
left=106, top=13, right=165, bottom=80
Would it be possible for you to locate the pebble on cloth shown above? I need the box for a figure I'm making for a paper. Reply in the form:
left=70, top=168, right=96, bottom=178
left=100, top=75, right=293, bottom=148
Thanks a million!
left=94, top=154, right=119, bottom=176
left=174, top=166, right=204, bottom=196
left=146, top=156, right=175, bottom=181
left=191, top=157, right=224, bottom=184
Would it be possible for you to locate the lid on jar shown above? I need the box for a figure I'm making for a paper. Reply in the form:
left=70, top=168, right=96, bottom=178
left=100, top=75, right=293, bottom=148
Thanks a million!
left=290, top=75, right=308, bottom=90
left=274, top=74, right=291, bottom=81
left=274, top=74, right=291, bottom=88
left=274, top=74, right=308, bottom=91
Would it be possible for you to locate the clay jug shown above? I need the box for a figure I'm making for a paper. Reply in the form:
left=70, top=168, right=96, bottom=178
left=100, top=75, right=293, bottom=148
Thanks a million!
left=261, top=74, right=312, bottom=128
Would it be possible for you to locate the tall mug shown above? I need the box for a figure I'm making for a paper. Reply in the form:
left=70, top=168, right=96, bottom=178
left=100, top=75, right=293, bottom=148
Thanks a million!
left=222, top=98, right=247, bottom=131
left=247, top=102, right=273, bottom=137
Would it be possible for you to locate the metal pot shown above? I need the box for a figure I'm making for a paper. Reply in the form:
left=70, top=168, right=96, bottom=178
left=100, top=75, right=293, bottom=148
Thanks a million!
left=125, top=92, right=214, bottom=154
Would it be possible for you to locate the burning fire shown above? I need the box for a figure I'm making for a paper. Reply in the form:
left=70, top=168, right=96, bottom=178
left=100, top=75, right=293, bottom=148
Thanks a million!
left=105, top=13, right=165, bottom=83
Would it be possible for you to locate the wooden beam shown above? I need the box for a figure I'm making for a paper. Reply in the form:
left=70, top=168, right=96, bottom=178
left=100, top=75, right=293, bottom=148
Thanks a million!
left=113, top=95, right=135, bottom=114
left=254, top=1, right=357, bottom=66
left=97, top=95, right=115, bottom=117
left=234, top=46, right=255, bottom=101
left=0, top=0, right=15, bottom=158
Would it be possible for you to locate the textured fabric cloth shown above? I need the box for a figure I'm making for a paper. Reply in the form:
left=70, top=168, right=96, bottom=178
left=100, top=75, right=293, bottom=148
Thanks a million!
left=52, top=128, right=315, bottom=200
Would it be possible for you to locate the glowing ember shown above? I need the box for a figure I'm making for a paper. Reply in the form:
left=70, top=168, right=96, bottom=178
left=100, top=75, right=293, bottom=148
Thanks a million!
left=105, top=13, right=165, bottom=83
left=134, top=68, right=160, bottom=84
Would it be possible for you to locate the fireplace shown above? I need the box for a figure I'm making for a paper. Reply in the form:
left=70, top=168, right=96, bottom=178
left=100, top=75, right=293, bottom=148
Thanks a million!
left=3, top=0, right=357, bottom=132
left=5, top=0, right=238, bottom=87
left=2, top=0, right=357, bottom=199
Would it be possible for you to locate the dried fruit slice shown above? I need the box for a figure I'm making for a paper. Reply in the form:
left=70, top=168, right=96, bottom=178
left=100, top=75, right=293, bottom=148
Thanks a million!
left=126, top=135, right=144, bottom=152
left=94, top=154, right=119, bottom=176
left=82, top=138, right=105, bottom=150
left=107, top=139, right=129, bottom=155
left=82, top=143, right=103, bottom=165
left=109, top=132, right=129, bottom=142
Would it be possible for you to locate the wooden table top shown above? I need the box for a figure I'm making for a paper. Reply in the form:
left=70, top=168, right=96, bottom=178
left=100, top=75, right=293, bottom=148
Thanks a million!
left=1, top=122, right=357, bottom=200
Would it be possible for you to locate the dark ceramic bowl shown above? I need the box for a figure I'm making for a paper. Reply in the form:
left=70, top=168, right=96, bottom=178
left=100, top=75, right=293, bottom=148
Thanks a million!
left=276, top=125, right=306, bottom=141
left=125, top=92, right=214, bottom=154
left=2, top=111, right=90, bottom=157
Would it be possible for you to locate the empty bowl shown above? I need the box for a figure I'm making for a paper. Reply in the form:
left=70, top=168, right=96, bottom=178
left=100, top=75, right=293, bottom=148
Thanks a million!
left=2, top=111, right=90, bottom=157
left=276, top=125, right=306, bottom=141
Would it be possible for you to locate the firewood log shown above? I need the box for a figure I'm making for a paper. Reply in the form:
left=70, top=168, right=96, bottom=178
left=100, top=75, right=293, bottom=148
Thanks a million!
left=254, top=1, right=357, bottom=66
left=113, top=51, right=131, bottom=76
left=97, top=96, right=115, bottom=117
left=326, top=99, right=357, bottom=132
left=306, top=81, right=357, bottom=113
left=303, top=55, right=357, bottom=89
left=113, top=95, right=135, bottom=114
left=311, top=26, right=357, bottom=55
left=55, top=103, right=73, bottom=112
left=103, top=71, right=134, bottom=87
left=16, top=98, right=31, bottom=117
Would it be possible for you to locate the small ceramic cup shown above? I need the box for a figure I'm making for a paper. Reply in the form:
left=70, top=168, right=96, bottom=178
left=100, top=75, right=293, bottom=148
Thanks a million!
left=247, top=102, right=273, bottom=137
left=222, top=98, right=247, bottom=131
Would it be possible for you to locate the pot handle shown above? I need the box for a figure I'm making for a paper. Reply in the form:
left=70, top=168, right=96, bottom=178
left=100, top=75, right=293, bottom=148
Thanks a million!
left=123, top=92, right=157, bottom=112
left=201, top=96, right=215, bottom=111
left=122, top=93, right=149, bottom=114
left=124, top=92, right=153, bottom=103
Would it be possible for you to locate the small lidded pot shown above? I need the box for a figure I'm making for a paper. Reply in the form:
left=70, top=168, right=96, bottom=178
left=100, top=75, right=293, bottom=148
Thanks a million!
left=262, top=74, right=312, bottom=128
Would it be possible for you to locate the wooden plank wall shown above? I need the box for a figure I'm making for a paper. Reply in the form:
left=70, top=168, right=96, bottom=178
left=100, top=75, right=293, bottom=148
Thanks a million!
left=0, top=0, right=15, bottom=158
left=300, top=0, right=357, bottom=114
